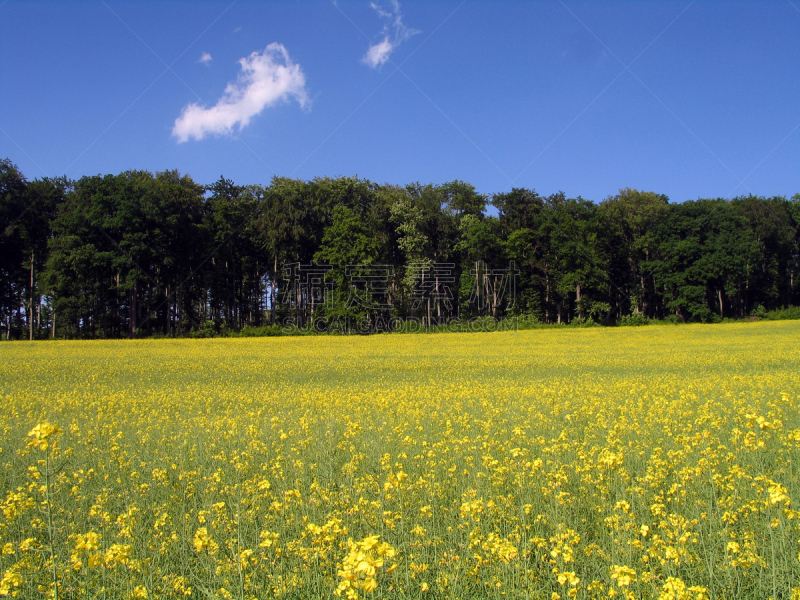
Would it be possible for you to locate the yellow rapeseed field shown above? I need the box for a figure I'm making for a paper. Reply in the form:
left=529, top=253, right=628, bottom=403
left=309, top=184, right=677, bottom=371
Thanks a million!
left=1, top=322, right=800, bottom=599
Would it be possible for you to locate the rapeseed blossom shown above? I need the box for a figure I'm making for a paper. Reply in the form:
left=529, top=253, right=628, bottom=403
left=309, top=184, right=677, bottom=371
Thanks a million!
left=0, top=322, right=799, bottom=598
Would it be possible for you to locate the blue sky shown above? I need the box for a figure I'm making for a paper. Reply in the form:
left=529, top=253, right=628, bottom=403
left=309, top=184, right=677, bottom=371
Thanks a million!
left=1, top=1, right=799, bottom=204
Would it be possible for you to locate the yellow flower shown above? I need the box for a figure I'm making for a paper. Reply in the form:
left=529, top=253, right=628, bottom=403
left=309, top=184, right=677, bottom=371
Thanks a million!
left=105, top=543, right=132, bottom=565
left=193, top=527, right=218, bottom=554
left=610, top=565, right=636, bottom=587
left=26, top=422, right=61, bottom=451
left=557, top=571, right=580, bottom=587
left=0, top=568, right=24, bottom=596
left=335, top=535, right=396, bottom=598
left=768, top=483, right=790, bottom=505
left=361, top=577, right=377, bottom=593
left=75, top=531, right=101, bottom=552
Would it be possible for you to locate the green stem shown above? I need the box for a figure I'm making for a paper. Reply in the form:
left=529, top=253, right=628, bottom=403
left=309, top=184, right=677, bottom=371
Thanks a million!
left=45, top=450, right=59, bottom=600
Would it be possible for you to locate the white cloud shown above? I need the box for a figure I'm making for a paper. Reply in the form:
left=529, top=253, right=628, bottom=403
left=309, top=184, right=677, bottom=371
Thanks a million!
left=362, top=0, right=419, bottom=69
left=198, top=52, right=212, bottom=65
left=363, top=37, right=394, bottom=68
left=173, top=43, right=309, bottom=143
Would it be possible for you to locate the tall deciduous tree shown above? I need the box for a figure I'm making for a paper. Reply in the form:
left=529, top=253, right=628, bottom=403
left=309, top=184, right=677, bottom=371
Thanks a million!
left=2, top=156, right=799, bottom=336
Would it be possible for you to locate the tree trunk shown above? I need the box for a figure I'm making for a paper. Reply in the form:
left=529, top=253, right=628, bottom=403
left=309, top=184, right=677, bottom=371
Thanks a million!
left=29, top=250, right=34, bottom=340
left=435, top=272, right=441, bottom=324
left=576, top=282, right=582, bottom=320
left=271, top=256, right=278, bottom=325
left=484, top=266, right=491, bottom=317
left=426, top=297, right=431, bottom=329
left=165, top=285, right=170, bottom=335
left=640, top=275, right=647, bottom=316
left=544, top=265, right=550, bottom=324
left=476, top=260, right=483, bottom=317
left=492, top=275, right=499, bottom=319
left=310, top=283, right=315, bottom=328
left=115, top=272, right=120, bottom=337
left=130, top=283, right=137, bottom=337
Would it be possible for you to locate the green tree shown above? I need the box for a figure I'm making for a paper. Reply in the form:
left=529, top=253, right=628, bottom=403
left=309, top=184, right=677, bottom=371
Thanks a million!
left=314, top=205, right=381, bottom=326
left=493, top=188, right=547, bottom=318
left=599, top=189, right=669, bottom=319
left=545, top=194, right=607, bottom=323
left=0, top=159, right=29, bottom=338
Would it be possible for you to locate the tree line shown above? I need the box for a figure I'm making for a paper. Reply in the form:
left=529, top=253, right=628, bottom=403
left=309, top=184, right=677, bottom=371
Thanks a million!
left=1, top=157, right=799, bottom=339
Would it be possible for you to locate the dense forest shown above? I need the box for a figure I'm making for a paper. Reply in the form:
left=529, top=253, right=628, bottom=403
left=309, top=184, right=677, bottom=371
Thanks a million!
left=1, top=157, right=799, bottom=339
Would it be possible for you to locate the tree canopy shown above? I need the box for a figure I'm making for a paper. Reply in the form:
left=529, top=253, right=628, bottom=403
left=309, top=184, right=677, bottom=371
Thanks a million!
left=1, top=158, right=798, bottom=338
